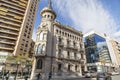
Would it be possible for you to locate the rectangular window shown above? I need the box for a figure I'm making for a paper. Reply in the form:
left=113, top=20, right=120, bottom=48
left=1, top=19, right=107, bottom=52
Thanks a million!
left=58, top=64, right=62, bottom=71
left=74, top=53, right=77, bottom=60
left=58, top=49, right=61, bottom=57
left=68, top=65, right=71, bottom=71
left=75, top=65, right=78, bottom=72
left=81, top=54, right=84, bottom=59
left=24, top=33, right=26, bottom=37
left=67, top=40, right=70, bottom=47
left=67, top=51, right=70, bottom=59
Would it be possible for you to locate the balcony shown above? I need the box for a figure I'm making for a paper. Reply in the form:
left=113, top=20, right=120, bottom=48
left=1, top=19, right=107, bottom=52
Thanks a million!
left=57, top=54, right=64, bottom=59
left=20, top=0, right=28, bottom=4
left=74, top=57, right=80, bottom=61
left=1, top=0, right=26, bottom=10
left=0, top=35, right=17, bottom=40
left=80, top=58, right=85, bottom=64
left=67, top=44, right=72, bottom=48
left=8, top=9, right=24, bottom=16
left=0, top=46, right=14, bottom=51
left=0, top=30, right=18, bottom=36
left=0, top=7, right=8, bottom=12
left=0, top=15, right=22, bottom=23
left=38, top=27, right=48, bottom=31
left=73, top=45, right=78, bottom=50
left=57, top=54, right=81, bottom=62
left=58, top=42, right=64, bottom=47
left=12, top=0, right=27, bottom=7
left=66, top=56, right=80, bottom=61
left=0, top=25, right=19, bottom=31
left=0, top=20, right=20, bottom=27
left=79, top=49, right=84, bottom=53
left=66, top=44, right=78, bottom=50
left=0, top=2, right=25, bottom=13
left=0, top=41, right=15, bottom=45
left=34, top=51, right=46, bottom=57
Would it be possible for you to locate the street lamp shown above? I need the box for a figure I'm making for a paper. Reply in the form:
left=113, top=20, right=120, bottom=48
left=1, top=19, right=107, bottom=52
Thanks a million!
left=26, top=60, right=29, bottom=77
left=14, top=61, right=20, bottom=80
left=2, top=63, right=6, bottom=80
left=2, top=67, right=5, bottom=80
left=21, top=64, right=25, bottom=78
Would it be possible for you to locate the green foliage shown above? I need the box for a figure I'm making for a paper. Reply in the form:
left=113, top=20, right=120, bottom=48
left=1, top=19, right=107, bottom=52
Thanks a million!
left=5, top=53, right=33, bottom=66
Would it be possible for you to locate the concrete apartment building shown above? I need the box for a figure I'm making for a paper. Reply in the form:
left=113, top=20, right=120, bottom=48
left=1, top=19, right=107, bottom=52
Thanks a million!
left=0, top=0, right=39, bottom=56
left=31, top=0, right=86, bottom=80
left=29, top=39, right=35, bottom=58
left=84, top=31, right=119, bottom=73
left=0, top=0, right=39, bottom=71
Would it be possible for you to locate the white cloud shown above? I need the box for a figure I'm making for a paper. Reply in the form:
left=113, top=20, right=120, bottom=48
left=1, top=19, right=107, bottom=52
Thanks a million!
left=97, top=42, right=106, bottom=48
left=53, top=0, right=120, bottom=40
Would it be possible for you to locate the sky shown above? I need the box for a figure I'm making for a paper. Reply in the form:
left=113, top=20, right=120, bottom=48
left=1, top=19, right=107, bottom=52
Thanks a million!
left=32, top=0, right=120, bottom=41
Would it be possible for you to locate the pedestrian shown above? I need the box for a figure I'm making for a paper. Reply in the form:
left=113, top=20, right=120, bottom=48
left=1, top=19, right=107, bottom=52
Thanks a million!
left=48, top=72, right=52, bottom=80
left=6, top=73, right=9, bottom=80
left=37, top=73, right=41, bottom=80
left=24, top=75, right=28, bottom=80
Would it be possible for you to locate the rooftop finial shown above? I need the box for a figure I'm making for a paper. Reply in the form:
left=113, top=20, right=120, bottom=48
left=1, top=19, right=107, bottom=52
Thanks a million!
left=48, top=0, right=52, bottom=9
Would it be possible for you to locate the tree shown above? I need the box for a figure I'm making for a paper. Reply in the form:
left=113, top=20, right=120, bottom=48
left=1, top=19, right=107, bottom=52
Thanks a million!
left=5, top=53, right=34, bottom=79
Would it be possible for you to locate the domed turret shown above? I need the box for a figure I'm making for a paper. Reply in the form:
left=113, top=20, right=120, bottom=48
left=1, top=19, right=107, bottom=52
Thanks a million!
left=40, top=0, right=56, bottom=21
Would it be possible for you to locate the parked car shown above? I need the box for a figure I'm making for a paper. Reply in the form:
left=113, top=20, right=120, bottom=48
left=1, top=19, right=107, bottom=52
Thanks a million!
left=97, top=72, right=111, bottom=80
left=84, top=71, right=97, bottom=78
left=111, top=72, right=119, bottom=75
left=97, top=72, right=106, bottom=78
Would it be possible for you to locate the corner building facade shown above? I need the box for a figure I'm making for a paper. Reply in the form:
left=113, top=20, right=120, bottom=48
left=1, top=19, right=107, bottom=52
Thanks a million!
left=110, top=40, right=120, bottom=68
left=0, top=0, right=39, bottom=56
left=31, top=1, right=86, bottom=80
left=84, top=31, right=119, bottom=72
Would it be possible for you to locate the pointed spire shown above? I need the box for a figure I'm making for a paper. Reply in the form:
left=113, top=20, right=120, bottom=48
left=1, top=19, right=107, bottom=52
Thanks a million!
left=48, top=0, right=52, bottom=9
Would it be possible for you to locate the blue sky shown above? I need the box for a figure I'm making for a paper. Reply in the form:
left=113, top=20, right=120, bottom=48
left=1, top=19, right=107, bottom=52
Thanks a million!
left=32, top=0, right=120, bottom=41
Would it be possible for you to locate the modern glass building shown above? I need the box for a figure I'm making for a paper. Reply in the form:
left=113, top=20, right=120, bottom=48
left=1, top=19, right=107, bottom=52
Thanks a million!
left=84, top=31, right=111, bottom=72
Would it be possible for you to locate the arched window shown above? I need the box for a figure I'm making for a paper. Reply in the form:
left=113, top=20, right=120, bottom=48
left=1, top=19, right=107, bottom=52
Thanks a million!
left=36, top=59, right=42, bottom=69
left=36, top=44, right=46, bottom=54
left=43, top=33, right=47, bottom=40
left=36, top=44, right=42, bottom=54
left=48, top=15, right=50, bottom=18
left=42, top=44, right=46, bottom=52
left=39, top=32, right=47, bottom=40
left=39, top=32, right=42, bottom=40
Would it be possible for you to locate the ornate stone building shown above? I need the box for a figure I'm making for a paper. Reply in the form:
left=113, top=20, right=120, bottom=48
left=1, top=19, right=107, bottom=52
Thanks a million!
left=31, top=0, right=86, bottom=80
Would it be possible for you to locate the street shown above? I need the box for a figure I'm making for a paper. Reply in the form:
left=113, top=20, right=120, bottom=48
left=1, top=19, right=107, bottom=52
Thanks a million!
left=52, top=74, right=120, bottom=80
left=0, top=74, right=120, bottom=80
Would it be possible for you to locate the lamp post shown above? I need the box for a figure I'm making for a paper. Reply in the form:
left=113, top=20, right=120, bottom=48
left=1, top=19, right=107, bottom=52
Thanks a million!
left=21, top=64, right=25, bottom=78
left=24, top=60, right=30, bottom=80
left=14, top=61, right=20, bottom=80
left=2, top=67, right=5, bottom=80
left=26, top=60, right=29, bottom=77
left=2, top=63, right=6, bottom=80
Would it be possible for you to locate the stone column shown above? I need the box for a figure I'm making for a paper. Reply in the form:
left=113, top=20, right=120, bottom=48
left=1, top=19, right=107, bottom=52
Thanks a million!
left=30, top=58, right=37, bottom=80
